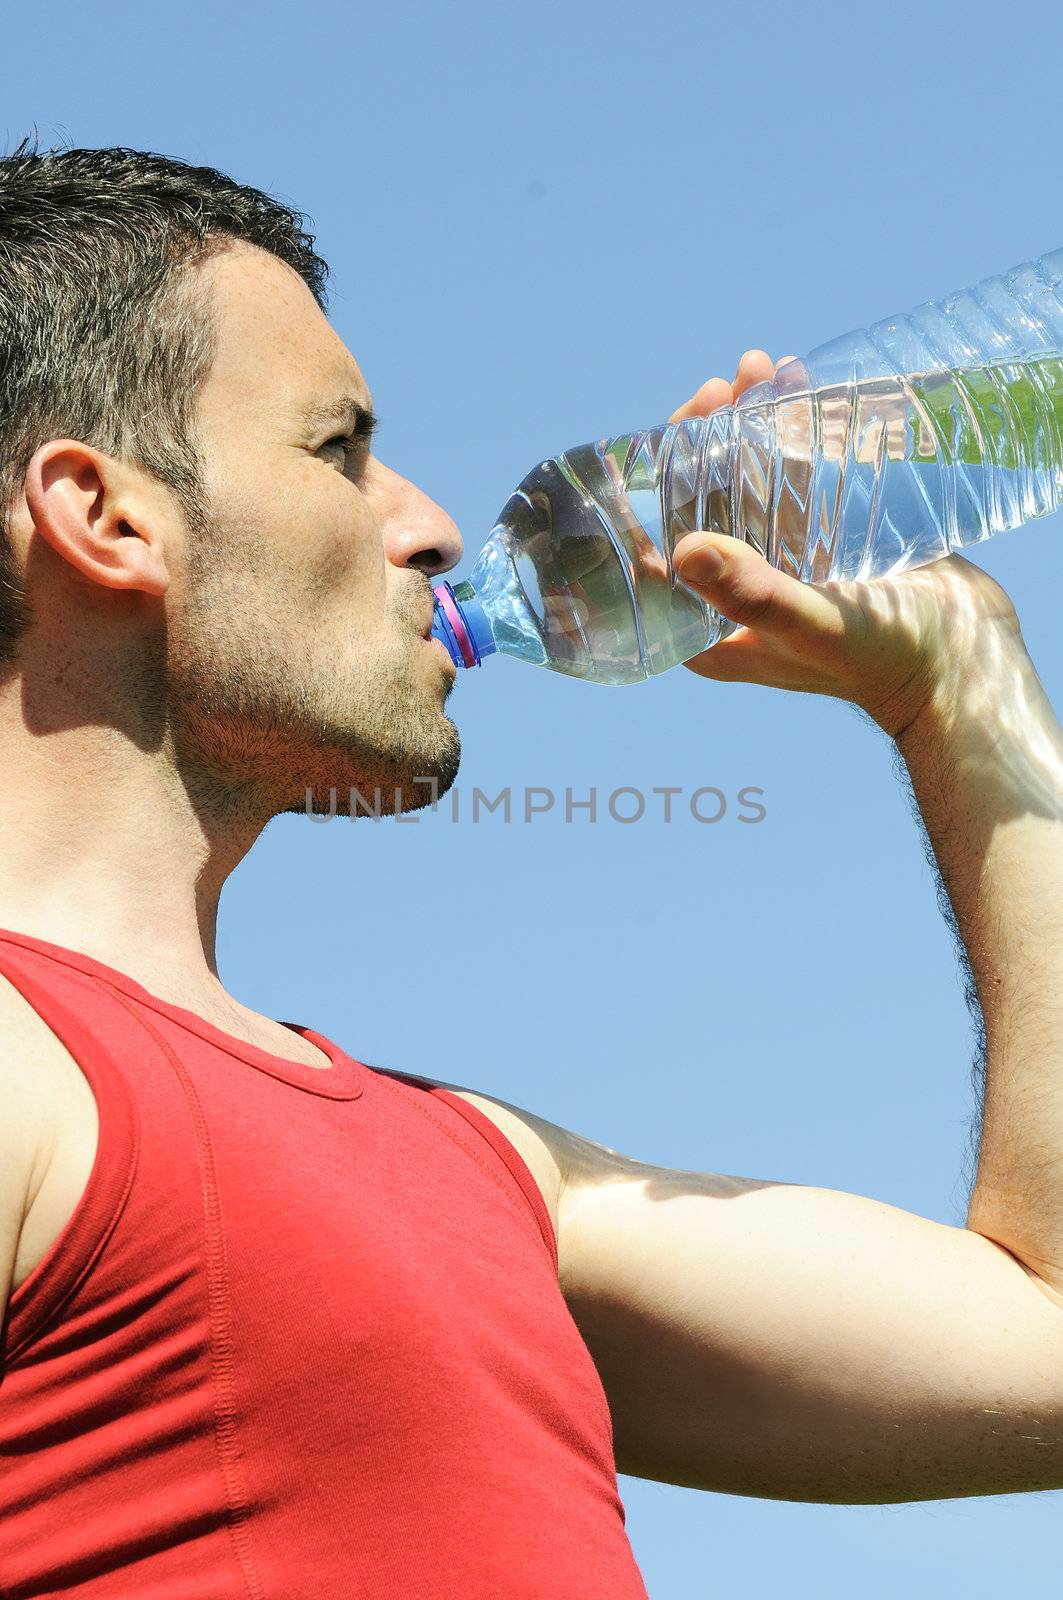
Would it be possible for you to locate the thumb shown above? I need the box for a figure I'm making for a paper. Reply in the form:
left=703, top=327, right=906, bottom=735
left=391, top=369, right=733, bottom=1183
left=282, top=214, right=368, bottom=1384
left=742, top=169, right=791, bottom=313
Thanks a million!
left=672, top=532, right=841, bottom=642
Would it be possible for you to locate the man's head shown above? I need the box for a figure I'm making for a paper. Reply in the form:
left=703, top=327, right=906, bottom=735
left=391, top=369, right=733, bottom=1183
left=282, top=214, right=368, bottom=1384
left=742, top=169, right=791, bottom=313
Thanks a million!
left=0, top=138, right=463, bottom=824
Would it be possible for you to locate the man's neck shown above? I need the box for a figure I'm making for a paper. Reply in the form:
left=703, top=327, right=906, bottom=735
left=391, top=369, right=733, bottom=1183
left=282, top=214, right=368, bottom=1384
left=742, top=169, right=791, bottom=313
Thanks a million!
left=0, top=683, right=261, bottom=1005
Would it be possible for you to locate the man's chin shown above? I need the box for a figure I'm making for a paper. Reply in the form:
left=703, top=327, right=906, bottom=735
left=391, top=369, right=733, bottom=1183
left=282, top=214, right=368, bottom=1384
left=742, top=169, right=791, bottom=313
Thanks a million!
left=288, top=728, right=461, bottom=822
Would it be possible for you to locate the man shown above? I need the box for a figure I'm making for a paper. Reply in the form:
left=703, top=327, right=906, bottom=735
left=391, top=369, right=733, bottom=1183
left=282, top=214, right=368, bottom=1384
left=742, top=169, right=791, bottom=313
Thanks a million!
left=0, top=139, right=1061, bottom=1597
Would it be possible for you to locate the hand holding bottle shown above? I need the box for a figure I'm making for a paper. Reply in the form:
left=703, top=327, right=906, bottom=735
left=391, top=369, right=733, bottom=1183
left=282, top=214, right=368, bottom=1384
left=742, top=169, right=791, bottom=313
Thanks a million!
left=433, top=246, right=1063, bottom=691
left=672, top=351, right=1023, bottom=740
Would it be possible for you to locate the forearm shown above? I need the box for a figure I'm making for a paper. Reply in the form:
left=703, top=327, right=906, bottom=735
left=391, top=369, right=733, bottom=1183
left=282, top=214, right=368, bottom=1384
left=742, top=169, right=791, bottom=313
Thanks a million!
left=891, top=615, right=1063, bottom=1292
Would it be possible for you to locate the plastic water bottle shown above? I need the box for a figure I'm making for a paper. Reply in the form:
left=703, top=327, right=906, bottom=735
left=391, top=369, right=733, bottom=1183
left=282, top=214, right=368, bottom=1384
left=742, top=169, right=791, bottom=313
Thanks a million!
left=430, top=246, right=1063, bottom=687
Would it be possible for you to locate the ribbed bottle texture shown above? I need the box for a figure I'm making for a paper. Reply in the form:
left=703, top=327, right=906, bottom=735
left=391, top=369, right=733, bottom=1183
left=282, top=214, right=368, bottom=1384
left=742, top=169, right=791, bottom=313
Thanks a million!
left=724, top=246, right=1063, bottom=589
left=433, top=247, right=1063, bottom=686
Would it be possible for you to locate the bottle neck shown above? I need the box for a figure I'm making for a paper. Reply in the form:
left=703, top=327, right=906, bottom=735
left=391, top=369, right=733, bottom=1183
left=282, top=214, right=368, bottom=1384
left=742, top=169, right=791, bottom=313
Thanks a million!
left=451, top=582, right=496, bottom=661
left=430, top=581, right=497, bottom=668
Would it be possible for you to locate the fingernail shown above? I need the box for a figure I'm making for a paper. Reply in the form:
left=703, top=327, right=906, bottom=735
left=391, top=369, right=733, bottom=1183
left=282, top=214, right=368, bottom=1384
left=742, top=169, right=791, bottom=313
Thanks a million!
left=677, top=544, right=725, bottom=581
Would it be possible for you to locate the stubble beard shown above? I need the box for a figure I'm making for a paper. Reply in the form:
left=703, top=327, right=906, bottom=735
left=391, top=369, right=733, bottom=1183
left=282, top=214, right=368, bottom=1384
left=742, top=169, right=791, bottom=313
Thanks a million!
left=164, top=575, right=461, bottom=828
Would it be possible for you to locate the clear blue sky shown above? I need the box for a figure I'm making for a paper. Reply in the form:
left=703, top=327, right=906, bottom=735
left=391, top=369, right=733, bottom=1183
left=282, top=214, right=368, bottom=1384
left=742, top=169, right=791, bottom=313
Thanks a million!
left=5, top=1, right=1062, bottom=1592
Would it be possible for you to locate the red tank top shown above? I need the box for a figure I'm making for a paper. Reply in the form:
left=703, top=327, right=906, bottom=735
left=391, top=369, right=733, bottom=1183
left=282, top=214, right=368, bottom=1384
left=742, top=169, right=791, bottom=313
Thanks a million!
left=0, top=929, right=648, bottom=1599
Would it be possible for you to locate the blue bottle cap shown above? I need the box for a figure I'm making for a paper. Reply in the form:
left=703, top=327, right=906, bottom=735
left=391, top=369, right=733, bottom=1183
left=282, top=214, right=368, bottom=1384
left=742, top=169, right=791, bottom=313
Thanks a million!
left=430, top=582, right=478, bottom=667
left=430, top=582, right=497, bottom=668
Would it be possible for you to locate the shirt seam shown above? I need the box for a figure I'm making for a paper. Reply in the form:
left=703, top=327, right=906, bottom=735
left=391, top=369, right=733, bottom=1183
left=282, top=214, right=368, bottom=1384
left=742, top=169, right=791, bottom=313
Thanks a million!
left=370, top=1069, right=558, bottom=1275
left=0, top=929, right=361, bottom=1098
left=92, top=977, right=268, bottom=1600
left=1, top=976, right=142, bottom=1363
left=430, top=1089, right=559, bottom=1273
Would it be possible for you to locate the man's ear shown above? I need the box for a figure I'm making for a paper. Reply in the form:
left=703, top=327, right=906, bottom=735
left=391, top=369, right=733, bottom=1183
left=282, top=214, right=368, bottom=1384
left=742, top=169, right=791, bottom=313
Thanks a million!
left=22, top=439, right=172, bottom=597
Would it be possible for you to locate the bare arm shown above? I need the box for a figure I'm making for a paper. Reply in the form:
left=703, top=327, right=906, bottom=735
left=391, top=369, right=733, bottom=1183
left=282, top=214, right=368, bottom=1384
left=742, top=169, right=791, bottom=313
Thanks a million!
left=530, top=352, right=1063, bottom=1505
left=892, top=609, right=1063, bottom=1293
left=551, top=591, right=1063, bottom=1503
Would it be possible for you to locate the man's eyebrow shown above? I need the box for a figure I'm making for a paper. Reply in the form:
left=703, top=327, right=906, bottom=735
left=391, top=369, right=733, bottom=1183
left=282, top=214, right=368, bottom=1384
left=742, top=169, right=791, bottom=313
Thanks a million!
left=299, top=395, right=379, bottom=439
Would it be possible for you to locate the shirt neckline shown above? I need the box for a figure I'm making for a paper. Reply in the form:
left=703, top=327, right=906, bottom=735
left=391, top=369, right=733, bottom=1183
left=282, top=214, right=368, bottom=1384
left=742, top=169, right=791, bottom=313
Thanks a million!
left=0, top=926, right=366, bottom=1100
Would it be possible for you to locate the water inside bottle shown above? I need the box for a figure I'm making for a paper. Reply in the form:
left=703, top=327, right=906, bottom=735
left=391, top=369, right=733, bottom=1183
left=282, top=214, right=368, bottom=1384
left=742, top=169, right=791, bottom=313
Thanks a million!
left=469, top=430, right=733, bottom=686
left=469, top=356, right=1063, bottom=686
left=763, top=354, right=1063, bottom=585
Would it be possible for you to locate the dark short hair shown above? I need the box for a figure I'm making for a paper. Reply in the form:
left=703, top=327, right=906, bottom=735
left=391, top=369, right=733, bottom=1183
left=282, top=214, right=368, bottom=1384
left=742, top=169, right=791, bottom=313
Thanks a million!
left=0, top=135, right=331, bottom=663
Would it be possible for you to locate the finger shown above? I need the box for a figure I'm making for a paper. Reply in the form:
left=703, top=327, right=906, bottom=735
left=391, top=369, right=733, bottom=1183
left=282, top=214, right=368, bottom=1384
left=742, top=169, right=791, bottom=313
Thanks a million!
left=668, top=376, right=734, bottom=425
left=731, top=348, right=775, bottom=401
left=680, top=626, right=779, bottom=684
left=773, top=354, right=798, bottom=374
left=672, top=530, right=845, bottom=644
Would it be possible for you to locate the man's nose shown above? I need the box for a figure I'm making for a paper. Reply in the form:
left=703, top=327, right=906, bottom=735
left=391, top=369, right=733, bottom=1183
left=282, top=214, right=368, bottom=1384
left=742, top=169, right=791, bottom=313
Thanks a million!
left=370, top=460, right=464, bottom=577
